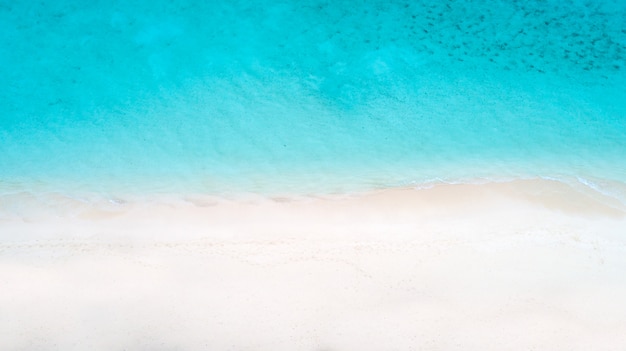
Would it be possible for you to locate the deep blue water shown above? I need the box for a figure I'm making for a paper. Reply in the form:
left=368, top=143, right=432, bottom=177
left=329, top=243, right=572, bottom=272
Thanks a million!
left=1, top=0, right=626, bottom=200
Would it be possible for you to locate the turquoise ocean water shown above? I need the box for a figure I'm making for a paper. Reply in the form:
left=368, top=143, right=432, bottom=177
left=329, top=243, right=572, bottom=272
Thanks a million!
left=1, top=0, right=626, bottom=204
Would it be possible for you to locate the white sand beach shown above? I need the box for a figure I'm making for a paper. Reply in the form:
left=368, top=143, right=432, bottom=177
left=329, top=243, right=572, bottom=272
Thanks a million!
left=1, top=179, right=626, bottom=350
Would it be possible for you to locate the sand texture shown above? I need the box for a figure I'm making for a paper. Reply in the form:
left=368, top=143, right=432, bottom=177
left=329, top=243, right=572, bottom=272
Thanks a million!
left=1, top=179, right=626, bottom=350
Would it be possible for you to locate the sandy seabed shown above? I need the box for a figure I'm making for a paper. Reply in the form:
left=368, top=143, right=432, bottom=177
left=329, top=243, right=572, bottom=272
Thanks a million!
left=1, top=179, right=626, bottom=350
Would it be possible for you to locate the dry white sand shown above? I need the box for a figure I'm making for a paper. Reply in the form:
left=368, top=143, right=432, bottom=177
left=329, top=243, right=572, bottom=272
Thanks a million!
left=1, top=179, right=626, bottom=350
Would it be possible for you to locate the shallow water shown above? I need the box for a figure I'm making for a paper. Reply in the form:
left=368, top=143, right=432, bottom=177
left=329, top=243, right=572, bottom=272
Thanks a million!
left=1, top=0, right=625, bottom=200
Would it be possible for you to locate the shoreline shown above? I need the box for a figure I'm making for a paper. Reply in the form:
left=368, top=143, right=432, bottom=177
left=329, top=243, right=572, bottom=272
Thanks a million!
left=1, top=176, right=625, bottom=221
left=2, top=178, right=626, bottom=349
